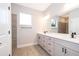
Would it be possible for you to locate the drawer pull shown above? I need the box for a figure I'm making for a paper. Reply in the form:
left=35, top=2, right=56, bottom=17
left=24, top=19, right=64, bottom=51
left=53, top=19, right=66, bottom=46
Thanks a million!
left=62, top=48, right=64, bottom=52
left=48, top=49, right=51, bottom=52
left=38, top=36, right=40, bottom=39
left=49, top=39, right=51, bottom=40
left=48, top=43, right=51, bottom=45
left=43, top=45, right=45, bottom=47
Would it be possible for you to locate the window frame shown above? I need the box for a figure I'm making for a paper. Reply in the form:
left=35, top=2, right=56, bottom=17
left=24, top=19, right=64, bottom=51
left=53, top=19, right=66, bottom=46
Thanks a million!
left=19, top=12, right=32, bottom=28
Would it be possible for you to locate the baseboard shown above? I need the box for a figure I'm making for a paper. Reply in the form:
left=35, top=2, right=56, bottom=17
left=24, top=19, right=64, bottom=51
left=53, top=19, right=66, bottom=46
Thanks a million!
left=17, top=43, right=37, bottom=48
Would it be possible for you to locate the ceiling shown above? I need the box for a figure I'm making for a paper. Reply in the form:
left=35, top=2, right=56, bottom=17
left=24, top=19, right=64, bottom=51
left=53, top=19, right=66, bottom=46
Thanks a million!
left=15, top=3, right=79, bottom=14
left=16, top=3, right=51, bottom=11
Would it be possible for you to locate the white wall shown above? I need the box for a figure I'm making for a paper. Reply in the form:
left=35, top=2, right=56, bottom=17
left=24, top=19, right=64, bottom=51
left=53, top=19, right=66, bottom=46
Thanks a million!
left=11, top=3, right=44, bottom=48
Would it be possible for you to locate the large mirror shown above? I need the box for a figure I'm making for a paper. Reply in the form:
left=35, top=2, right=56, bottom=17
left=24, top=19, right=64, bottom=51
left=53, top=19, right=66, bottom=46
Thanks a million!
left=50, top=7, right=79, bottom=34
left=66, top=7, right=79, bottom=34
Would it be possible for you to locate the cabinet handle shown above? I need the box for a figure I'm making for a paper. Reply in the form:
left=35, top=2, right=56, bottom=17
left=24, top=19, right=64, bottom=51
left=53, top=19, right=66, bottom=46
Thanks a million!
left=0, top=42, right=2, bottom=45
left=48, top=49, right=51, bottom=52
left=42, top=39, right=45, bottom=42
left=49, top=38, right=51, bottom=40
left=38, top=36, right=40, bottom=39
left=43, top=45, right=45, bottom=47
left=62, top=48, right=64, bottom=52
left=48, top=43, right=51, bottom=45
left=65, top=48, right=67, bottom=54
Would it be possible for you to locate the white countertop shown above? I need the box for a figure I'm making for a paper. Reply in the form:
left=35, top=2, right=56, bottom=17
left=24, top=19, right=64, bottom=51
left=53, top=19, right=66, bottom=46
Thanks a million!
left=38, top=32, right=79, bottom=45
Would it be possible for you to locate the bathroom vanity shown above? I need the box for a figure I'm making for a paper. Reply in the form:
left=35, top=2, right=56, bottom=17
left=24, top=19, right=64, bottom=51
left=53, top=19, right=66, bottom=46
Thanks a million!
left=37, top=32, right=79, bottom=56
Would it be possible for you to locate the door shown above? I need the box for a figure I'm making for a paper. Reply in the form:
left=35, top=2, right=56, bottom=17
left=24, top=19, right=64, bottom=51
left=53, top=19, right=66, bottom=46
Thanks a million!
left=0, top=3, right=11, bottom=56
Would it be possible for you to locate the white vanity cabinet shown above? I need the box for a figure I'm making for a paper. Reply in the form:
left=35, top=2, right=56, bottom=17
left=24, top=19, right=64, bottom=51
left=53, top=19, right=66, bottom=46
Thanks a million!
left=64, top=47, right=79, bottom=56
left=37, top=34, right=54, bottom=55
left=54, top=43, right=65, bottom=56
left=54, top=38, right=79, bottom=56
left=44, top=36, right=54, bottom=55
left=37, top=33, right=79, bottom=56
left=37, top=34, right=43, bottom=47
left=47, top=37, right=55, bottom=55
left=37, top=34, right=46, bottom=48
left=54, top=42, right=79, bottom=56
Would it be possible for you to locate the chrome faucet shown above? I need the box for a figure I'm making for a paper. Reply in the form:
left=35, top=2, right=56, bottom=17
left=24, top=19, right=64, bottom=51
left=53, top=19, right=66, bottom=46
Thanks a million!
left=43, top=31, right=48, bottom=34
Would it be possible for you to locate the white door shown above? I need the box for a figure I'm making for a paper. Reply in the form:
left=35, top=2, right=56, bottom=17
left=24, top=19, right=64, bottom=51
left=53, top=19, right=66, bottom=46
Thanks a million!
left=0, top=3, right=11, bottom=56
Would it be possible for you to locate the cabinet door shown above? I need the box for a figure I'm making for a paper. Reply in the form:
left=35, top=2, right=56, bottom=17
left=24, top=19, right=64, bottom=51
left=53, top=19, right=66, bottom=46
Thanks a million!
left=37, top=34, right=41, bottom=45
left=40, top=35, right=46, bottom=48
left=38, top=35, right=46, bottom=47
left=46, top=43, right=54, bottom=55
left=54, top=43, right=64, bottom=56
left=64, top=48, right=79, bottom=56
left=46, top=37, right=54, bottom=55
left=38, top=35, right=43, bottom=46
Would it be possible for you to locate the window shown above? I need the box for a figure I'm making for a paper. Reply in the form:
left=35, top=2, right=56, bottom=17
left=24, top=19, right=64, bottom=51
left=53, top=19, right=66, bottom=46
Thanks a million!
left=20, top=12, right=32, bottom=27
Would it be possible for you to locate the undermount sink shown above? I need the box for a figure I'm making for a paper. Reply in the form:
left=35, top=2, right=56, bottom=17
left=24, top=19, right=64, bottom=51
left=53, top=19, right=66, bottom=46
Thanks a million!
left=43, top=31, right=48, bottom=34
left=70, top=35, right=79, bottom=39
left=75, top=35, right=79, bottom=39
